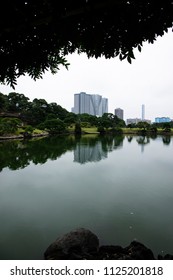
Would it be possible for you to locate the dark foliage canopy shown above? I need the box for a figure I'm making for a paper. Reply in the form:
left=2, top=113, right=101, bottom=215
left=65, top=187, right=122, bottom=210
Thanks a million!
left=1, top=0, right=173, bottom=88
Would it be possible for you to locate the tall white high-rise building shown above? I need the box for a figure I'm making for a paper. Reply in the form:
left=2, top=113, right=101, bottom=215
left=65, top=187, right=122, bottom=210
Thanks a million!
left=72, top=92, right=108, bottom=116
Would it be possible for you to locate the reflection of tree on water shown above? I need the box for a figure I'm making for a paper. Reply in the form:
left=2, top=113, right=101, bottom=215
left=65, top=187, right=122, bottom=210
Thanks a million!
left=136, top=136, right=150, bottom=153
left=162, top=135, right=171, bottom=145
left=136, top=136, right=150, bottom=145
left=1, top=135, right=172, bottom=169
left=127, top=136, right=133, bottom=142
left=0, top=136, right=77, bottom=171
left=0, top=135, right=124, bottom=170
left=74, top=135, right=124, bottom=164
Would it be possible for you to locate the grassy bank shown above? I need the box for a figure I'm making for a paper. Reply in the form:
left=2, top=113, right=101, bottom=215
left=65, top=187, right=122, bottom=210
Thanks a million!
left=0, top=128, right=48, bottom=140
left=81, top=127, right=173, bottom=135
left=1, top=126, right=173, bottom=140
left=122, top=128, right=173, bottom=135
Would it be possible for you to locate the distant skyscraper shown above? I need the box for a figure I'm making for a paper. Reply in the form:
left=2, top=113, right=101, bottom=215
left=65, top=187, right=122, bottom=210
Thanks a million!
left=72, top=92, right=108, bottom=116
left=142, top=104, right=145, bottom=121
left=114, top=108, right=124, bottom=120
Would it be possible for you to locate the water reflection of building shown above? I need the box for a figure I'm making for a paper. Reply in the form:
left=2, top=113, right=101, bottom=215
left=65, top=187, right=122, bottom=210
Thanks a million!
left=162, top=135, right=171, bottom=145
left=136, top=136, right=150, bottom=153
left=74, top=142, right=107, bottom=164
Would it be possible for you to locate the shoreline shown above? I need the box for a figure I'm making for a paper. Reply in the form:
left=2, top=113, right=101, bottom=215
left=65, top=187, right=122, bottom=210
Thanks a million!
left=0, top=132, right=49, bottom=140
left=0, top=132, right=173, bottom=141
left=0, top=129, right=173, bottom=140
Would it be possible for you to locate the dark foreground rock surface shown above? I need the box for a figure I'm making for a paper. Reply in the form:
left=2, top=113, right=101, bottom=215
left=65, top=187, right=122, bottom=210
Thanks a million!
left=44, top=228, right=173, bottom=260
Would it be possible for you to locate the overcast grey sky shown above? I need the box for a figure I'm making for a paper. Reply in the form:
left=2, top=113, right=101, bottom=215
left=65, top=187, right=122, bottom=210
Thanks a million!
left=0, top=29, right=173, bottom=122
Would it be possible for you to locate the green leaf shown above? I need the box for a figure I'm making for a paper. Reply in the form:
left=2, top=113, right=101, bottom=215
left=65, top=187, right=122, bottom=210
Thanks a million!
left=129, top=50, right=135, bottom=59
left=119, top=53, right=123, bottom=60
left=127, top=56, right=132, bottom=64
left=138, top=45, right=142, bottom=52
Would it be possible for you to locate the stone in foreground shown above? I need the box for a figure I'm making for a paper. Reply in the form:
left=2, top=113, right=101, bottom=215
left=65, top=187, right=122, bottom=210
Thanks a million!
left=44, top=228, right=99, bottom=260
left=44, top=228, right=173, bottom=260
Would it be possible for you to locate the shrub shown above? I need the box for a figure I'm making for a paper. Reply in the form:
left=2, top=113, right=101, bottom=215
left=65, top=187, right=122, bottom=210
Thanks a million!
left=97, top=126, right=105, bottom=135
left=25, top=125, right=34, bottom=133
left=75, top=122, right=82, bottom=135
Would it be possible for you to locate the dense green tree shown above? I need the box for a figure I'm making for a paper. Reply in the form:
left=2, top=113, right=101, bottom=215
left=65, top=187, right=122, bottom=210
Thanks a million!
left=112, top=115, right=126, bottom=128
left=32, top=98, right=48, bottom=109
left=98, top=113, right=113, bottom=129
left=64, top=113, right=78, bottom=126
left=25, top=125, right=34, bottom=134
left=55, top=105, right=69, bottom=120
left=7, top=92, right=30, bottom=112
left=0, top=92, right=71, bottom=127
left=87, top=115, right=98, bottom=126
left=0, top=93, right=8, bottom=112
left=148, top=125, right=157, bottom=134
left=43, top=118, right=66, bottom=134
left=48, top=102, right=60, bottom=116
left=162, top=123, right=171, bottom=133
left=22, top=106, right=46, bottom=125
left=0, top=117, right=21, bottom=135
left=21, top=98, right=51, bottom=125
left=74, top=122, right=82, bottom=135
left=77, top=114, right=99, bottom=127
left=136, top=121, right=150, bottom=129
left=97, top=126, right=106, bottom=135
left=127, top=123, right=136, bottom=128
left=47, top=102, right=69, bottom=120
left=99, top=118, right=112, bottom=130
left=98, top=113, right=126, bottom=129
left=110, top=127, right=123, bottom=135
left=152, top=121, right=173, bottom=129
left=46, top=113, right=57, bottom=120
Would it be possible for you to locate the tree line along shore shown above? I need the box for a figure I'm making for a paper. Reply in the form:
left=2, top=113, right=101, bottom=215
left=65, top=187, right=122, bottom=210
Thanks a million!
left=0, top=92, right=173, bottom=139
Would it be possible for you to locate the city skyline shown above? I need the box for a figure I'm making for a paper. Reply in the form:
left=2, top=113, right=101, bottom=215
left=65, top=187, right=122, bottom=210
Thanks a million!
left=1, top=89, right=172, bottom=122
left=0, top=29, right=173, bottom=121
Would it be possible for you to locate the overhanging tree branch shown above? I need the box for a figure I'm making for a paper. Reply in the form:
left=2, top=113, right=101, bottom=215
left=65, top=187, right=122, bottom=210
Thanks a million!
left=0, top=0, right=173, bottom=88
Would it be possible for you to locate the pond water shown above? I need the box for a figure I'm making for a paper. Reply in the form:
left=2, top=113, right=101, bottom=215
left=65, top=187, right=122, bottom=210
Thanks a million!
left=0, top=134, right=173, bottom=259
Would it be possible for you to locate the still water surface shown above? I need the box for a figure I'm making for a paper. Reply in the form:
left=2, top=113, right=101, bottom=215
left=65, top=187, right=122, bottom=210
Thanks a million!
left=0, top=134, right=173, bottom=259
